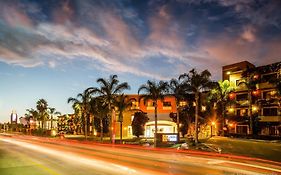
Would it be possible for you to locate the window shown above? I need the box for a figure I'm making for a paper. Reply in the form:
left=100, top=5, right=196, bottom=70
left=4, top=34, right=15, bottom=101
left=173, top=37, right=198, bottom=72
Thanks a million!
left=262, top=73, right=277, bottom=82
left=163, top=101, right=171, bottom=107
left=263, top=108, right=278, bottom=116
left=236, top=109, right=241, bottom=116
left=236, top=79, right=243, bottom=86
left=146, top=101, right=154, bottom=107
left=236, top=93, right=248, bottom=101
left=179, top=101, right=187, bottom=107
left=263, top=90, right=277, bottom=99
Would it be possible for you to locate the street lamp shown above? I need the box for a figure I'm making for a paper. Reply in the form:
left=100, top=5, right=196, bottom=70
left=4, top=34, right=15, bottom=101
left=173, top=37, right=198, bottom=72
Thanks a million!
left=211, top=121, right=216, bottom=137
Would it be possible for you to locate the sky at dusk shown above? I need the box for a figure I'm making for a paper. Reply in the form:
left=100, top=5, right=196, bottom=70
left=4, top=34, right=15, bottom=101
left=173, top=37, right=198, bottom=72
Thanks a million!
left=1, top=0, right=281, bottom=122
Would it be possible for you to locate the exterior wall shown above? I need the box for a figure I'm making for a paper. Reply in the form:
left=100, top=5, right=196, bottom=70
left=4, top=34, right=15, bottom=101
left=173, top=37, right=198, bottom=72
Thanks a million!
left=114, top=95, right=178, bottom=138
left=222, top=61, right=281, bottom=136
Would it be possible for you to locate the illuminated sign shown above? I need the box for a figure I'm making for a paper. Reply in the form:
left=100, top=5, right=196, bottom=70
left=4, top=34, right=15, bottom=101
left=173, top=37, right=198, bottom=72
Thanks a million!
left=162, top=134, right=178, bottom=142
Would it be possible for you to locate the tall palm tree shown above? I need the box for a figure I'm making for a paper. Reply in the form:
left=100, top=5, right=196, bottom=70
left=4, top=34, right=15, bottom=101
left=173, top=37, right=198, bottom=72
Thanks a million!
left=90, top=97, right=109, bottom=141
left=179, top=69, right=212, bottom=144
left=169, top=78, right=185, bottom=138
left=209, top=80, right=235, bottom=136
left=68, top=89, right=92, bottom=140
left=87, top=75, right=130, bottom=143
left=113, top=94, right=134, bottom=143
left=238, top=67, right=260, bottom=135
left=48, top=107, right=61, bottom=129
left=36, top=99, right=49, bottom=129
left=138, top=80, right=169, bottom=147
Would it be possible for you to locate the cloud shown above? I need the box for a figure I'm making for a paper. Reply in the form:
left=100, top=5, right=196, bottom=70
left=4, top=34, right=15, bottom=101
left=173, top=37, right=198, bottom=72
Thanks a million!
left=241, top=26, right=256, bottom=42
left=0, top=0, right=280, bottom=81
left=0, top=3, right=33, bottom=28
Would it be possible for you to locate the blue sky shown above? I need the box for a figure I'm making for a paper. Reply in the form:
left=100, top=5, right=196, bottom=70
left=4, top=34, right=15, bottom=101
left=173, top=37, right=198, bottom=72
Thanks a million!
left=1, top=0, right=281, bottom=122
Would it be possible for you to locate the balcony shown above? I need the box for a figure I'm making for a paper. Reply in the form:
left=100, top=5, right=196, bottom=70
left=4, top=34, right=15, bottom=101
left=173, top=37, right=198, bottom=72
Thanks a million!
left=259, top=116, right=281, bottom=122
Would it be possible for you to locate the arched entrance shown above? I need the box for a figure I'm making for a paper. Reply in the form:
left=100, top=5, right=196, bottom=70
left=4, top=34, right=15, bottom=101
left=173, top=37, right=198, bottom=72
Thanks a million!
left=144, top=120, right=177, bottom=137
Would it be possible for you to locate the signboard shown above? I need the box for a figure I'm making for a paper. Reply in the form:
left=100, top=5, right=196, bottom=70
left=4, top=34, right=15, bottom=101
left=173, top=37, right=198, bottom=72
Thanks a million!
left=162, top=134, right=177, bottom=142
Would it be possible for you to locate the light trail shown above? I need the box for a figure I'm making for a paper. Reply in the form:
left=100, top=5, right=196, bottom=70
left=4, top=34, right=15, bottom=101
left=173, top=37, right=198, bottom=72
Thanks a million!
left=1, top=136, right=280, bottom=175
left=0, top=138, right=141, bottom=175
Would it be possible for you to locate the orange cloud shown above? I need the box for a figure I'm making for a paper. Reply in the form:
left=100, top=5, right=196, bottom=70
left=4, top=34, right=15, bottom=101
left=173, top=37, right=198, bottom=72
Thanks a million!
left=1, top=5, right=33, bottom=28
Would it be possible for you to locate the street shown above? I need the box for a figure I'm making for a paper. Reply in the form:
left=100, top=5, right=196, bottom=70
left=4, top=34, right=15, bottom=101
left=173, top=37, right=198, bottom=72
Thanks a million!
left=0, top=135, right=281, bottom=175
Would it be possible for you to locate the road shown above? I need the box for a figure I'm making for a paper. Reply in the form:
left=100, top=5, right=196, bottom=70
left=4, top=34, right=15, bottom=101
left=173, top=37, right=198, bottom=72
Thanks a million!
left=0, top=135, right=281, bottom=175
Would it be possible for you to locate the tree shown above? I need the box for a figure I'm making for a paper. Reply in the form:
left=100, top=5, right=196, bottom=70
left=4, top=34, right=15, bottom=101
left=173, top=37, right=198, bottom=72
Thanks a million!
left=179, top=69, right=212, bottom=144
left=71, top=102, right=83, bottom=134
left=90, top=97, right=109, bottom=141
left=239, top=66, right=260, bottom=135
left=68, top=89, right=92, bottom=140
left=169, top=78, right=186, bottom=138
left=48, top=107, right=61, bottom=129
left=36, top=99, right=49, bottom=129
left=26, top=108, right=39, bottom=121
left=113, top=94, right=134, bottom=143
left=132, top=112, right=149, bottom=138
left=138, top=80, right=169, bottom=147
left=208, top=80, right=235, bottom=136
left=87, top=75, right=130, bottom=143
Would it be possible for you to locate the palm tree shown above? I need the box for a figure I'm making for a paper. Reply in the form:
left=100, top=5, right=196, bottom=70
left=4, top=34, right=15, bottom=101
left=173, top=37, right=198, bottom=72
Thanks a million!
left=26, top=108, right=39, bottom=127
left=238, top=67, right=260, bottom=135
left=179, top=69, right=212, bottom=144
left=169, top=78, right=185, bottom=138
left=138, top=80, right=169, bottom=147
left=72, top=102, right=83, bottom=134
left=113, top=94, right=134, bottom=143
left=87, top=75, right=130, bottom=143
left=209, top=80, right=235, bottom=136
left=36, top=99, right=49, bottom=129
left=68, top=89, right=92, bottom=140
left=90, top=97, right=109, bottom=141
left=48, top=107, right=61, bottom=129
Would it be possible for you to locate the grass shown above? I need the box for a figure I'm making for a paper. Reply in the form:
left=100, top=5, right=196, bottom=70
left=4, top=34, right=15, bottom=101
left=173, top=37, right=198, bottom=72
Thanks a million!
left=204, top=136, right=281, bottom=162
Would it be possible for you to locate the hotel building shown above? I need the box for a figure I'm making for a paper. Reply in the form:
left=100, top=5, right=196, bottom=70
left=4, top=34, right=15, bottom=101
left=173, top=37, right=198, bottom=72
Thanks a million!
left=222, top=61, right=281, bottom=136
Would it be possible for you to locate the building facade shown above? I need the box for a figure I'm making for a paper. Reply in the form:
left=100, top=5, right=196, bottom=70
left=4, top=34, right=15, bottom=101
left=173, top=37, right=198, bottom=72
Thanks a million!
left=114, top=95, right=178, bottom=138
left=222, top=61, right=281, bottom=136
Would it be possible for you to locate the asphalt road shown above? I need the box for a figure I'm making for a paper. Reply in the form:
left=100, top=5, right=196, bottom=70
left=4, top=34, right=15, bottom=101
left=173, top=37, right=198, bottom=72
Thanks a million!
left=0, top=135, right=281, bottom=175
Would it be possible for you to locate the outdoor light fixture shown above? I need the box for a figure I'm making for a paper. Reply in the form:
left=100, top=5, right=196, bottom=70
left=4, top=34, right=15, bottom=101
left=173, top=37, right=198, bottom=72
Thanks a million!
left=202, top=106, right=206, bottom=111
left=211, top=121, right=216, bottom=126
left=252, top=106, right=258, bottom=112
left=226, top=71, right=231, bottom=75
left=228, top=108, right=234, bottom=113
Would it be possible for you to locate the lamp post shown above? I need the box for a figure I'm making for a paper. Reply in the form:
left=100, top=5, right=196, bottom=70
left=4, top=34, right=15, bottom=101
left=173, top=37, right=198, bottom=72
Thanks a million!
left=211, top=121, right=215, bottom=137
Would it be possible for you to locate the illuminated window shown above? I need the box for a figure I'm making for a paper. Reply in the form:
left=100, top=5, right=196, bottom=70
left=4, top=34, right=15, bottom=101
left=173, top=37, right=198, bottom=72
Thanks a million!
left=147, top=101, right=154, bottom=107
left=179, top=101, right=187, bottom=107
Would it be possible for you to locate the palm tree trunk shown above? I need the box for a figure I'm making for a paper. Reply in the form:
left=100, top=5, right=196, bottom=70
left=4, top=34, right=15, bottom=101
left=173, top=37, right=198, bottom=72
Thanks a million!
left=248, top=89, right=253, bottom=135
left=100, top=118, right=103, bottom=142
left=84, top=113, right=88, bottom=140
left=51, top=115, right=53, bottom=129
left=154, top=101, right=158, bottom=148
left=195, top=93, right=199, bottom=144
left=112, top=108, right=116, bottom=144
left=176, top=104, right=180, bottom=140
left=120, top=121, right=123, bottom=144
left=108, top=104, right=112, bottom=143
left=222, top=104, right=226, bottom=136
